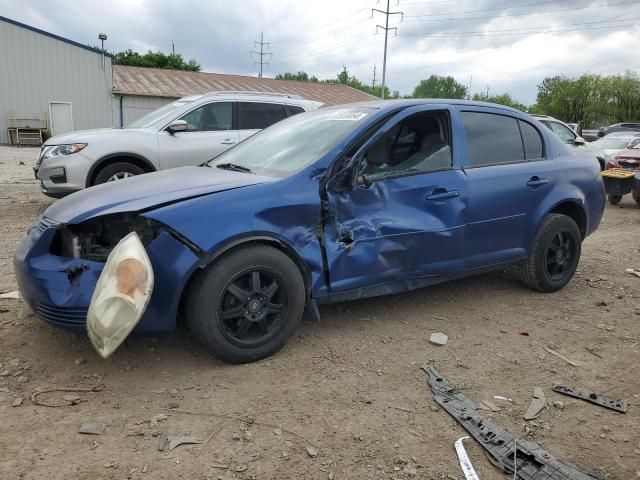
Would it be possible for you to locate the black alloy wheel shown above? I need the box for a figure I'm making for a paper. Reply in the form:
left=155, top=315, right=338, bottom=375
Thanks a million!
left=217, top=268, right=287, bottom=347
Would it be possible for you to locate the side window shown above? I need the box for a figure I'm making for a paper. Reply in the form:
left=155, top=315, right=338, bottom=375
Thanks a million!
left=519, top=120, right=544, bottom=160
left=238, top=102, right=287, bottom=130
left=461, top=112, right=525, bottom=166
left=548, top=121, right=576, bottom=144
left=286, top=105, right=305, bottom=116
left=362, top=111, right=452, bottom=180
left=179, top=107, right=204, bottom=132
left=178, top=102, right=232, bottom=132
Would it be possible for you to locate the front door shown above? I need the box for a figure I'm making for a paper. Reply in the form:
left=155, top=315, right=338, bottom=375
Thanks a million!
left=158, top=101, right=238, bottom=169
left=324, top=106, right=468, bottom=293
left=49, top=101, right=73, bottom=137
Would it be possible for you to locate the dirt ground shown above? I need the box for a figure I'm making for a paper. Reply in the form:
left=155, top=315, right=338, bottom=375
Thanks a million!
left=0, top=145, right=639, bottom=480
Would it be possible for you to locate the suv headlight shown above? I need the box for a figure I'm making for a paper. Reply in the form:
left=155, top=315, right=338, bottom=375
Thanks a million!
left=86, top=232, right=154, bottom=359
left=41, top=143, right=87, bottom=160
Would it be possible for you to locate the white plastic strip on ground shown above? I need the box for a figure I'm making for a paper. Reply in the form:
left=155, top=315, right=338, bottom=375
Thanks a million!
left=454, top=436, right=480, bottom=480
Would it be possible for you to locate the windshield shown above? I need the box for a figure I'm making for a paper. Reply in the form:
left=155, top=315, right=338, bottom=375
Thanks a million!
left=595, top=137, right=635, bottom=149
left=208, top=107, right=374, bottom=176
left=127, top=100, right=192, bottom=128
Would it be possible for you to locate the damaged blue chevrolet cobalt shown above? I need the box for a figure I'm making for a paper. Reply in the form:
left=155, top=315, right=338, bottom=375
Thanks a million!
left=15, top=100, right=605, bottom=363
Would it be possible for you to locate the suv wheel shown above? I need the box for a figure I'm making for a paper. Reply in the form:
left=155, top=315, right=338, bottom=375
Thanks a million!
left=608, top=194, right=622, bottom=205
left=632, top=188, right=640, bottom=206
left=93, top=162, right=145, bottom=185
left=520, top=214, right=581, bottom=293
left=185, top=245, right=305, bottom=363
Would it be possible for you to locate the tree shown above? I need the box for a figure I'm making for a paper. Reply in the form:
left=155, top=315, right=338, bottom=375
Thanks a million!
left=472, top=92, right=528, bottom=112
left=113, top=49, right=200, bottom=71
left=275, top=71, right=319, bottom=82
left=411, top=75, right=467, bottom=99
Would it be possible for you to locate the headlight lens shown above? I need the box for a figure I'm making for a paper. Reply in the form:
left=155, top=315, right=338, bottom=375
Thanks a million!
left=86, top=232, right=154, bottom=359
left=41, top=143, right=87, bottom=160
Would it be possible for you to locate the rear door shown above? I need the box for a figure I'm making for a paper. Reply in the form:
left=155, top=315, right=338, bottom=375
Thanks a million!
left=460, top=109, right=556, bottom=268
left=237, top=102, right=288, bottom=142
left=157, top=101, right=239, bottom=169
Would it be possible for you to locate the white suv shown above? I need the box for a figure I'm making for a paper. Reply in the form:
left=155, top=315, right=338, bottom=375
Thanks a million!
left=35, top=92, right=323, bottom=197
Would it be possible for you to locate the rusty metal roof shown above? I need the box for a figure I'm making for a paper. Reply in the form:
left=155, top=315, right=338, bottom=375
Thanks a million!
left=112, top=65, right=376, bottom=106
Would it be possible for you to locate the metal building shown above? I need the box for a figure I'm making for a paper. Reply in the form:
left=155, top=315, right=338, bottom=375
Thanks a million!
left=0, top=16, right=376, bottom=144
left=0, top=15, right=115, bottom=144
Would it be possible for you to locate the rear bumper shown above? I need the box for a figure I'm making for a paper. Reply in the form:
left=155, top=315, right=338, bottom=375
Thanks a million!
left=14, top=222, right=201, bottom=334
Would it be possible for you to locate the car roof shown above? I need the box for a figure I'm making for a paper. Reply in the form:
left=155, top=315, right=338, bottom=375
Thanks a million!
left=179, top=91, right=324, bottom=108
left=606, top=131, right=640, bottom=137
left=326, top=98, right=527, bottom=115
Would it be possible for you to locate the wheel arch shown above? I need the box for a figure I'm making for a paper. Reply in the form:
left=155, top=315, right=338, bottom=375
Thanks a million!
left=547, top=200, right=587, bottom=239
left=178, top=235, right=313, bottom=322
left=86, top=152, right=156, bottom=187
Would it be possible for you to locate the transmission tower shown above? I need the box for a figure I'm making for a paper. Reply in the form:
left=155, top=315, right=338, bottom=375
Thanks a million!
left=251, top=32, right=272, bottom=78
left=372, top=0, right=403, bottom=99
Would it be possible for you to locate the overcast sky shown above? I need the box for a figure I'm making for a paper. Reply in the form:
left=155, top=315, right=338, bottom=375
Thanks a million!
left=2, top=0, right=639, bottom=104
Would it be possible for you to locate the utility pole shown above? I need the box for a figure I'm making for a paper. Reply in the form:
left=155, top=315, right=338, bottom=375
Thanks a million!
left=372, top=0, right=403, bottom=99
left=172, top=41, right=175, bottom=55
left=251, top=32, right=272, bottom=78
left=371, top=64, right=377, bottom=92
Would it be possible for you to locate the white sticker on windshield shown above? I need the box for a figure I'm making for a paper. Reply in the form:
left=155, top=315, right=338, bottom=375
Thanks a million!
left=327, top=110, right=368, bottom=121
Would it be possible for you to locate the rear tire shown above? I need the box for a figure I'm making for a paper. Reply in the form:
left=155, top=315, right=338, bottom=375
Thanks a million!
left=608, top=194, right=622, bottom=205
left=520, top=214, right=581, bottom=293
left=185, top=245, right=305, bottom=363
left=93, top=162, right=145, bottom=185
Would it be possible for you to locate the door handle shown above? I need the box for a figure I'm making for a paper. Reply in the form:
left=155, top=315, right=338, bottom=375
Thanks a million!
left=220, top=139, right=237, bottom=145
left=426, top=189, right=459, bottom=201
left=527, top=176, right=549, bottom=187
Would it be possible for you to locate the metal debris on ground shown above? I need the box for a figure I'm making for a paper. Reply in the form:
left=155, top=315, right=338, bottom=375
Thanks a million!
left=422, top=363, right=603, bottom=479
left=523, top=387, right=546, bottom=420
left=454, top=436, right=480, bottom=480
left=553, top=385, right=628, bottom=413
left=79, top=421, right=107, bottom=435
left=167, top=435, right=202, bottom=451
left=0, top=290, right=20, bottom=299
left=429, top=332, right=448, bottom=346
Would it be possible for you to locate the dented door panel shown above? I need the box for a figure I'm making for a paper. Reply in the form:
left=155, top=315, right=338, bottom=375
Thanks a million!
left=325, top=169, right=468, bottom=292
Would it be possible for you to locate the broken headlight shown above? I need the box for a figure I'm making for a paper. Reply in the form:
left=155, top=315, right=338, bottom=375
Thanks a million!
left=87, top=232, right=154, bottom=359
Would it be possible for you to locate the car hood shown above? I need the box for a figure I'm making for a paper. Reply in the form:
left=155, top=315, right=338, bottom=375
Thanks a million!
left=44, top=166, right=273, bottom=224
left=43, top=127, right=151, bottom=145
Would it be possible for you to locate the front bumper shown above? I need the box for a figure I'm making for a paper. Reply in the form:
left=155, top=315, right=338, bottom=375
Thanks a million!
left=35, top=150, right=94, bottom=196
left=14, top=219, right=201, bottom=334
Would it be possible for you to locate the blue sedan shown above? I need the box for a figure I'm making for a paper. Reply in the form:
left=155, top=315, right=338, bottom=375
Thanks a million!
left=14, top=100, right=605, bottom=363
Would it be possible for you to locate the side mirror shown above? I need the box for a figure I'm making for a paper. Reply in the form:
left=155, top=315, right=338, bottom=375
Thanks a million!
left=166, top=120, right=188, bottom=133
left=327, top=159, right=358, bottom=192
left=574, top=136, right=586, bottom=145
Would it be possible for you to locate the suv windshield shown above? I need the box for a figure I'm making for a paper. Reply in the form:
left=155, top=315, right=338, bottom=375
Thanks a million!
left=127, top=100, right=193, bottom=129
left=208, top=107, right=373, bottom=176
left=596, top=137, right=636, bottom=149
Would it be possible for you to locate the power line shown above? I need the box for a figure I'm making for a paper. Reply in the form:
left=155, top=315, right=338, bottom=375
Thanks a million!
left=372, top=0, right=404, bottom=99
left=400, top=13, right=640, bottom=37
left=404, top=0, right=571, bottom=18
left=403, top=0, right=640, bottom=22
left=251, top=32, right=272, bottom=78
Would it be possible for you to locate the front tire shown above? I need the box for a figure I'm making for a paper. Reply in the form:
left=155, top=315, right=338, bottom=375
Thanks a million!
left=93, top=162, right=145, bottom=185
left=520, top=214, right=581, bottom=293
left=185, top=245, right=305, bottom=363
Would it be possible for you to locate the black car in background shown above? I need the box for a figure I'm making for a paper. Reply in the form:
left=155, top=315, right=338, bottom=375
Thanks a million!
left=598, top=122, right=640, bottom=137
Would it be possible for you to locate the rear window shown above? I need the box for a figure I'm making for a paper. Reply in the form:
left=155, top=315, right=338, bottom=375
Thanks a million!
left=519, top=120, right=544, bottom=159
left=461, top=112, right=525, bottom=166
left=238, top=102, right=287, bottom=130
left=286, top=105, right=305, bottom=116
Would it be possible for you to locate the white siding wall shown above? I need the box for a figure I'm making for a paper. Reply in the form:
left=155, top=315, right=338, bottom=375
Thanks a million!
left=113, top=95, right=175, bottom=127
left=0, top=20, right=115, bottom=143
